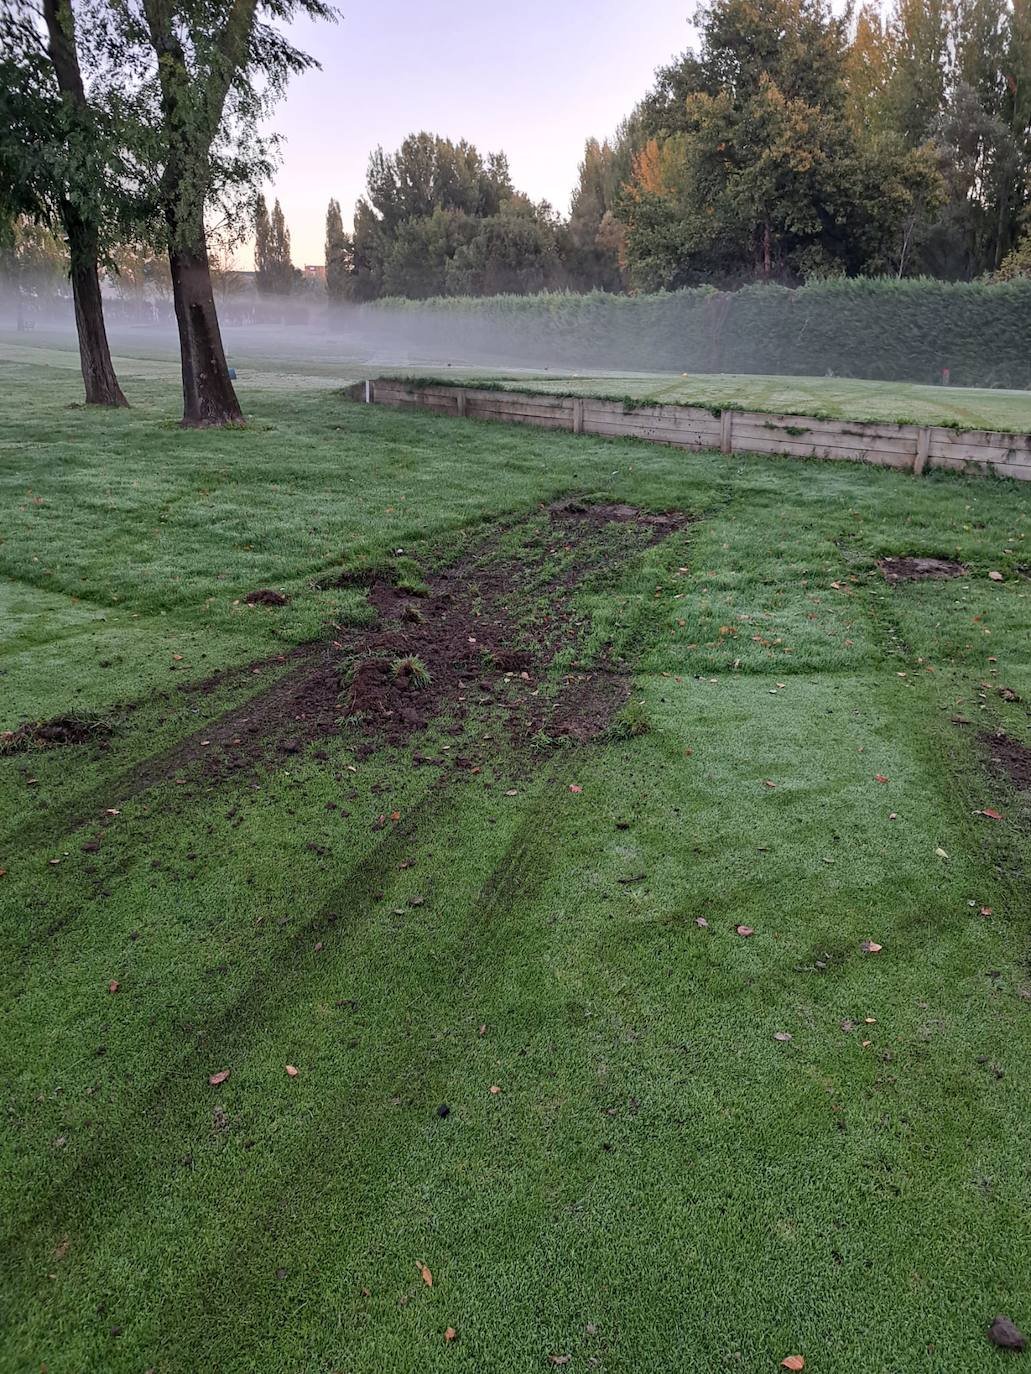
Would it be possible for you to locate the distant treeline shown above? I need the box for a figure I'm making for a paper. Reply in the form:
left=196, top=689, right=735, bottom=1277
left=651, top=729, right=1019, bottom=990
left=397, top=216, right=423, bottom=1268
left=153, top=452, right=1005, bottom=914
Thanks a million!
left=348, top=278, right=1031, bottom=389
left=322, top=0, right=1031, bottom=301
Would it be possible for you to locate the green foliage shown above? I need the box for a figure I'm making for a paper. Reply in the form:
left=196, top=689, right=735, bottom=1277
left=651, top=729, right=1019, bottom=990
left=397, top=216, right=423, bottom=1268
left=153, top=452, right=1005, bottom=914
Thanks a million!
left=354, top=276, right=1031, bottom=388
left=255, top=194, right=294, bottom=295
left=324, top=197, right=351, bottom=302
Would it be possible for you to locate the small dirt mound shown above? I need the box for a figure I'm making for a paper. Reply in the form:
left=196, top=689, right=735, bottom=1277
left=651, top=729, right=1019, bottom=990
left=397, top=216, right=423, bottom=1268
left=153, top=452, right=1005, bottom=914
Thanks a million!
left=878, top=556, right=967, bottom=582
left=245, top=589, right=289, bottom=606
left=981, top=732, right=1031, bottom=791
left=0, top=714, right=111, bottom=753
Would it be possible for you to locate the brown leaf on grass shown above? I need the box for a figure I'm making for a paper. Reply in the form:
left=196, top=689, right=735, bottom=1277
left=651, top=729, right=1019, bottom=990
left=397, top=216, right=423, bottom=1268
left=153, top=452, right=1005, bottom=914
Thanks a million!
left=208, top=1069, right=231, bottom=1086
left=763, top=779, right=777, bottom=788
left=695, top=916, right=709, bottom=928
left=417, top=1262, right=432, bottom=1286
left=773, top=1031, right=793, bottom=1042
left=874, top=774, right=889, bottom=784
left=444, top=1327, right=457, bottom=1342
left=108, top=980, right=120, bottom=994
left=735, top=925, right=754, bottom=937
left=285, top=1064, right=299, bottom=1077
left=860, top=941, right=883, bottom=953
left=489, top=1084, right=501, bottom=1095
left=781, top=1358, right=805, bottom=1371
left=548, top=1358, right=571, bottom=1367
left=568, top=784, right=583, bottom=793
left=988, top=570, right=1004, bottom=582
left=53, top=1237, right=70, bottom=1262
left=979, top=808, right=1004, bottom=820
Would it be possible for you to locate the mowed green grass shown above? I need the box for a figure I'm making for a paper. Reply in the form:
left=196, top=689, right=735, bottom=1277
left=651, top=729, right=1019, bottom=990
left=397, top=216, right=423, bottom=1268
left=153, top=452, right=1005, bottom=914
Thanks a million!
left=419, top=369, right=1031, bottom=432
left=1, top=358, right=1030, bottom=1374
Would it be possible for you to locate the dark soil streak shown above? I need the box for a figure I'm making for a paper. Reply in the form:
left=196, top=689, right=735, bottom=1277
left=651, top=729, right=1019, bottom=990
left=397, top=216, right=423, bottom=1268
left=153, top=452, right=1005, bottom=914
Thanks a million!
left=981, top=731, right=1031, bottom=792
left=878, top=556, right=968, bottom=582
left=119, top=501, right=690, bottom=789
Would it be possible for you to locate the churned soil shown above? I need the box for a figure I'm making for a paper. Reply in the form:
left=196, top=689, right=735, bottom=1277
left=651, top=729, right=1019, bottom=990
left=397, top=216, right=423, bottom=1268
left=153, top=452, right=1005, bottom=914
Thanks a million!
left=115, top=501, right=690, bottom=789
left=981, top=731, right=1031, bottom=792
left=878, top=556, right=968, bottom=582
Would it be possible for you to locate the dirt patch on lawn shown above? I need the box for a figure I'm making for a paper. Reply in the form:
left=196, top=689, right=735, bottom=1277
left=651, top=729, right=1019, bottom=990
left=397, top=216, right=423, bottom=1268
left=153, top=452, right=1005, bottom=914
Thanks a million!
left=118, top=501, right=689, bottom=789
left=878, top=556, right=968, bottom=582
left=981, top=731, right=1031, bottom=791
left=244, top=589, right=289, bottom=606
left=0, top=714, right=112, bottom=754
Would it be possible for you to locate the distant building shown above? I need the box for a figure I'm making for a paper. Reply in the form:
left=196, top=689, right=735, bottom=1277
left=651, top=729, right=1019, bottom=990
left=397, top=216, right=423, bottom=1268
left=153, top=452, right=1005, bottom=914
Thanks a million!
left=304, top=265, right=326, bottom=280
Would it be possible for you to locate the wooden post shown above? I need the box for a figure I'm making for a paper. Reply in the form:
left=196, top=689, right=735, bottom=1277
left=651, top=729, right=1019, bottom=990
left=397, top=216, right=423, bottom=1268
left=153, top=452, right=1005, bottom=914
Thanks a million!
left=913, top=427, right=930, bottom=475
left=456, top=389, right=467, bottom=417
left=719, top=409, right=733, bottom=454
left=572, top=397, right=584, bottom=434
left=364, top=379, right=372, bottom=404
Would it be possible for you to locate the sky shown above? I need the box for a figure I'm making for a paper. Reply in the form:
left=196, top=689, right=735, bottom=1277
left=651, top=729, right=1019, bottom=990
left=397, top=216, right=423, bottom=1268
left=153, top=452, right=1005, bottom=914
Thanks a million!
left=259, top=1, right=699, bottom=268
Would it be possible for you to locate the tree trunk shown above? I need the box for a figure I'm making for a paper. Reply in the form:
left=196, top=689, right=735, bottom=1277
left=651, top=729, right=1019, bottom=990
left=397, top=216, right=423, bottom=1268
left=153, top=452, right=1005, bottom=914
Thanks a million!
left=42, top=0, right=128, bottom=407
left=167, top=218, right=243, bottom=427
left=66, top=210, right=128, bottom=408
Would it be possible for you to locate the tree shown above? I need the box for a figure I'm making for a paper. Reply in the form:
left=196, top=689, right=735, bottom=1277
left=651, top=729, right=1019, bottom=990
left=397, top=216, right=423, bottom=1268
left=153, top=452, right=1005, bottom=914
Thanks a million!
left=254, top=194, right=293, bottom=294
left=0, top=0, right=127, bottom=405
left=324, top=197, right=352, bottom=301
left=104, top=0, right=334, bottom=426
left=348, top=133, right=521, bottom=299
left=617, top=0, right=942, bottom=288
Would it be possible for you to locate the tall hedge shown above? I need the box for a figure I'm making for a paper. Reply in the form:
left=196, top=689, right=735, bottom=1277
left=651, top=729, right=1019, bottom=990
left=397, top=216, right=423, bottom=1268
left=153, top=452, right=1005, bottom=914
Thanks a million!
left=348, top=278, right=1031, bottom=389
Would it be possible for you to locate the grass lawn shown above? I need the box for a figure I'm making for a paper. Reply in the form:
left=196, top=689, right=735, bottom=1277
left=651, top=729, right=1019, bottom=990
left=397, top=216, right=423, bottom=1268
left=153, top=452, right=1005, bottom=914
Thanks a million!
left=404, top=370, right=1031, bottom=432
left=1, top=357, right=1030, bottom=1374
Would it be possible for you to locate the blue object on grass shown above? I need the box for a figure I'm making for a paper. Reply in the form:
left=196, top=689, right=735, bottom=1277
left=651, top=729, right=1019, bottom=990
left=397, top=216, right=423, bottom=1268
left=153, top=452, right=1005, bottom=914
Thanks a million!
left=227, top=366, right=237, bottom=380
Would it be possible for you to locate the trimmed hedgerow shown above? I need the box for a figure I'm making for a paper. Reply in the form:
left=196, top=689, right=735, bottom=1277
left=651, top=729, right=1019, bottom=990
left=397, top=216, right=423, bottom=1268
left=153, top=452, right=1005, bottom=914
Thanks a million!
left=347, top=278, right=1031, bottom=388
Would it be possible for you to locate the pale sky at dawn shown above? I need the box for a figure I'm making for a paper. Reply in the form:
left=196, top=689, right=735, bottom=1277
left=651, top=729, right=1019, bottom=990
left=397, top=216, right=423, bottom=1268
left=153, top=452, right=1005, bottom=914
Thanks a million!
left=259, top=1, right=699, bottom=268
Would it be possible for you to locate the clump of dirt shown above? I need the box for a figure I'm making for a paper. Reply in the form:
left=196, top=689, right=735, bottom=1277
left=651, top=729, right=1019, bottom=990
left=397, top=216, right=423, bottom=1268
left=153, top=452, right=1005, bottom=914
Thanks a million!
left=981, top=732, right=1031, bottom=791
left=124, top=501, right=690, bottom=788
left=0, top=714, right=111, bottom=754
left=878, top=556, right=968, bottom=582
left=245, top=589, right=289, bottom=606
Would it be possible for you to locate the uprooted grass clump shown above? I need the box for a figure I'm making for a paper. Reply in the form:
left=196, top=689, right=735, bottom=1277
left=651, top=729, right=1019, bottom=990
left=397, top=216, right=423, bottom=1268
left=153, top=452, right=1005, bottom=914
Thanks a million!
left=391, top=654, right=432, bottom=689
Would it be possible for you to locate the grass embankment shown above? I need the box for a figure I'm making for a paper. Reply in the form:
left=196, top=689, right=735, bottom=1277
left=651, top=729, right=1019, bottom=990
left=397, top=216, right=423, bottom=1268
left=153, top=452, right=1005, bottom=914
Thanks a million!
left=1, top=358, right=1030, bottom=1373
left=394, top=369, right=1031, bottom=432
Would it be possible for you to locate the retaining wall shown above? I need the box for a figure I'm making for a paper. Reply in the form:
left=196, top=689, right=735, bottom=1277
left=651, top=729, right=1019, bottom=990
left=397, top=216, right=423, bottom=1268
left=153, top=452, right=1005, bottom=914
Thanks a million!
left=350, top=380, right=1031, bottom=481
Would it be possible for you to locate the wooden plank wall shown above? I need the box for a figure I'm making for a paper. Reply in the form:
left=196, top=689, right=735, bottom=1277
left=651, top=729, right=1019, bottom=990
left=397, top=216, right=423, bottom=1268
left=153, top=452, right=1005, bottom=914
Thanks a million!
left=362, top=381, right=1031, bottom=482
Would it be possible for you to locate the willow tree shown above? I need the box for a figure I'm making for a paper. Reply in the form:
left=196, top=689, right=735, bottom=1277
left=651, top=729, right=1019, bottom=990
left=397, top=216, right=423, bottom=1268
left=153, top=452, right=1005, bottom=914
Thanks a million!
left=0, top=0, right=128, bottom=406
left=113, top=0, right=334, bottom=425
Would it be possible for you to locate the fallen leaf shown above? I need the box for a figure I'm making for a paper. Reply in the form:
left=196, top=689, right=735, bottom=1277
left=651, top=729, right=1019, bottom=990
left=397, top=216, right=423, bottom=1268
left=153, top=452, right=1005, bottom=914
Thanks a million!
left=489, top=1084, right=501, bottom=1095
left=694, top=916, right=709, bottom=928
left=735, top=925, right=754, bottom=937
left=874, top=774, right=889, bottom=784
left=108, top=980, right=120, bottom=994
left=548, top=1358, right=571, bottom=1368
left=781, top=1358, right=805, bottom=1372
left=208, top=1069, right=231, bottom=1086
left=285, top=1064, right=299, bottom=1077
left=979, top=808, right=1004, bottom=820
left=763, top=779, right=777, bottom=788
left=860, top=941, right=883, bottom=953
left=980, top=907, right=993, bottom=916
left=418, top=1262, right=432, bottom=1286
left=478, top=1023, right=487, bottom=1036
left=568, top=784, right=583, bottom=794
left=988, top=570, right=1004, bottom=582
left=53, top=1237, right=70, bottom=1261
left=504, top=789, right=518, bottom=796
left=444, top=1326, right=457, bottom=1342
left=935, top=847, right=949, bottom=859
left=773, top=1031, right=793, bottom=1042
